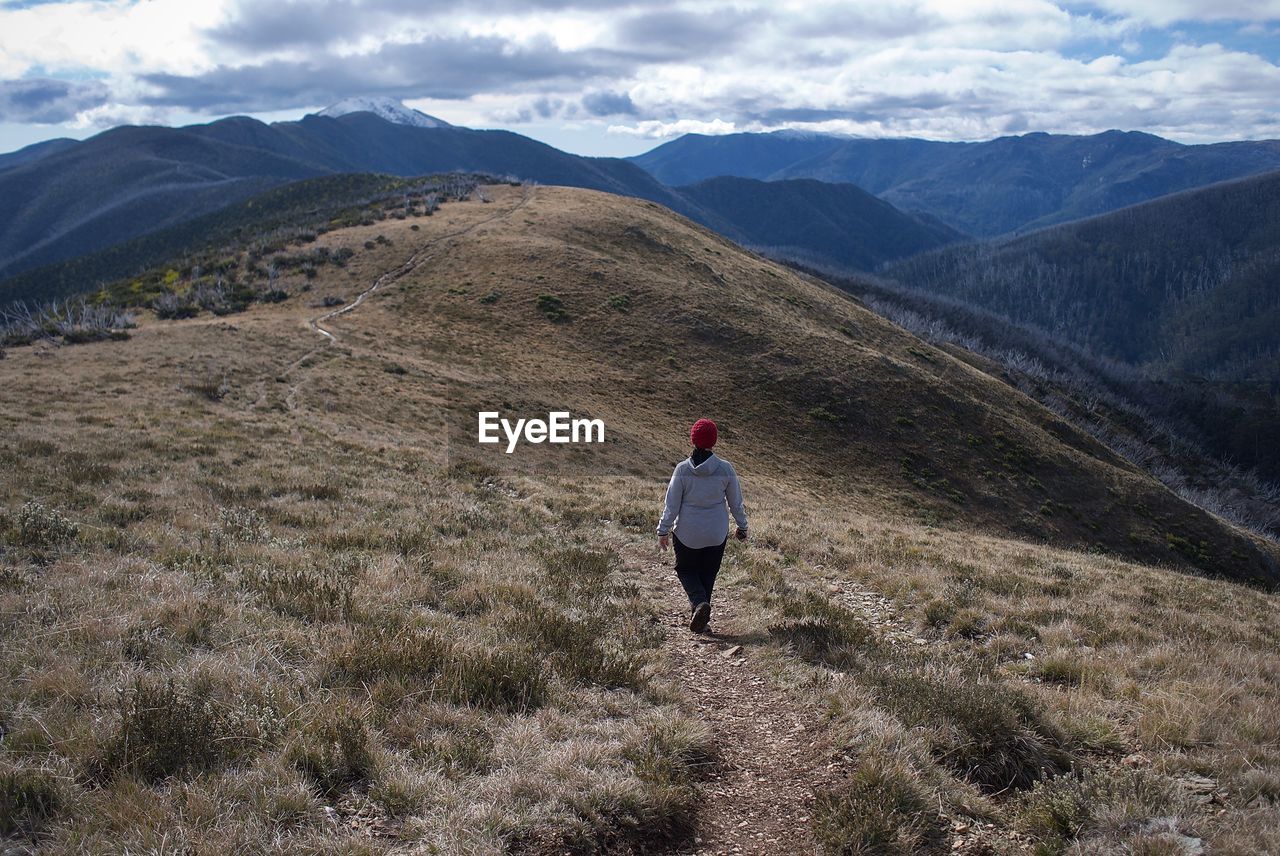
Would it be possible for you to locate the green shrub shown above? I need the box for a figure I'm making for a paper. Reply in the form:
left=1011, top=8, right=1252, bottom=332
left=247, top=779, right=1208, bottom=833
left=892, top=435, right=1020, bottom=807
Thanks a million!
left=867, top=665, right=1072, bottom=792
left=240, top=563, right=354, bottom=622
left=536, top=293, right=568, bottom=321
left=1032, top=653, right=1088, bottom=687
left=1017, top=768, right=1178, bottom=852
left=769, top=592, right=882, bottom=669
left=437, top=645, right=547, bottom=712
left=769, top=593, right=1070, bottom=792
left=507, top=600, right=645, bottom=690
left=184, top=367, right=230, bottom=402
left=542, top=547, right=613, bottom=591
left=923, top=598, right=956, bottom=628
left=328, top=625, right=449, bottom=686
left=214, top=506, right=270, bottom=543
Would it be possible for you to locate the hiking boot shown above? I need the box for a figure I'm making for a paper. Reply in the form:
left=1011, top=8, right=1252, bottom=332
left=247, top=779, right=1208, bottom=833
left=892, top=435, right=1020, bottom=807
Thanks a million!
left=690, top=602, right=711, bottom=633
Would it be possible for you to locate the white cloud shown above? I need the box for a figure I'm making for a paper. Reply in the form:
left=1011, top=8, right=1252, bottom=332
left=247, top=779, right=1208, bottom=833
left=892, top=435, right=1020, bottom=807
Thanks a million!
left=608, top=117, right=738, bottom=137
left=1085, top=0, right=1280, bottom=26
left=68, top=101, right=169, bottom=129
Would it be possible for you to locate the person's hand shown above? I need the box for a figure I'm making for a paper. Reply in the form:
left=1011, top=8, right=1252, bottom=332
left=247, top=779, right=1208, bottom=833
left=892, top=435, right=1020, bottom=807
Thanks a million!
left=658, top=534, right=670, bottom=551
left=735, top=528, right=748, bottom=542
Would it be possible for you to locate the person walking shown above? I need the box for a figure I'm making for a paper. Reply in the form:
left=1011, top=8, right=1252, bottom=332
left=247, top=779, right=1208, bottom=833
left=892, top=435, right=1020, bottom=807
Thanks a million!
left=656, top=418, right=749, bottom=633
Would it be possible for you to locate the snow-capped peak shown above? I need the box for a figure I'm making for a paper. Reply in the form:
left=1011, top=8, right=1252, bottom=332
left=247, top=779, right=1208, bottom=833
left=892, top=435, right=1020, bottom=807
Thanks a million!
left=316, top=97, right=451, bottom=128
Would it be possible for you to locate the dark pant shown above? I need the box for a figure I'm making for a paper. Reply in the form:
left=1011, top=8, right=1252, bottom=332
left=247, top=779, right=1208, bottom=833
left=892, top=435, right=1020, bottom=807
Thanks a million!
left=673, top=535, right=727, bottom=609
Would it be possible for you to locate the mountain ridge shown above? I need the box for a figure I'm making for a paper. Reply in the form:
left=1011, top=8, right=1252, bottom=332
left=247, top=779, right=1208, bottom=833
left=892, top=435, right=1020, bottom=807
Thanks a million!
left=630, top=129, right=1280, bottom=237
left=0, top=114, right=958, bottom=296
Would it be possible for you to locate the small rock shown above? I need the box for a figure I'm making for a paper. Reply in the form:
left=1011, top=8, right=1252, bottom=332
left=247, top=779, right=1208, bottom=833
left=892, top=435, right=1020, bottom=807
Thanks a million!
left=1122, top=753, right=1150, bottom=767
left=1023, top=652, right=1036, bottom=660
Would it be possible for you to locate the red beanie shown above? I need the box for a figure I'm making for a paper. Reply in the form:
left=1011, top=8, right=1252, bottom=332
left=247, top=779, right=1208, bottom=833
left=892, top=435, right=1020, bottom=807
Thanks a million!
left=690, top=418, right=718, bottom=449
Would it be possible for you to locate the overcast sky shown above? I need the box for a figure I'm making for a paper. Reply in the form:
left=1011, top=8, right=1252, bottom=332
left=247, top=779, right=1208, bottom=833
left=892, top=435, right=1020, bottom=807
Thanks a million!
left=1, top=0, right=1279, bottom=157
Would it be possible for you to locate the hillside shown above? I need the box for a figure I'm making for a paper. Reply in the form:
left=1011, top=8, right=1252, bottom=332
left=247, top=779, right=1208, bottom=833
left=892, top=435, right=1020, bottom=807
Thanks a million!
left=885, top=170, right=1280, bottom=386
left=676, top=176, right=961, bottom=270
left=0, top=173, right=460, bottom=307
left=2, top=184, right=1279, bottom=854
left=631, top=130, right=1280, bottom=237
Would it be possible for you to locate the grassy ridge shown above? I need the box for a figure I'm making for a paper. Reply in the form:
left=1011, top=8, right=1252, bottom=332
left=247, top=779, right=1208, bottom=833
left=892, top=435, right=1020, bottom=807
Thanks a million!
left=2, top=184, right=1278, bottom=852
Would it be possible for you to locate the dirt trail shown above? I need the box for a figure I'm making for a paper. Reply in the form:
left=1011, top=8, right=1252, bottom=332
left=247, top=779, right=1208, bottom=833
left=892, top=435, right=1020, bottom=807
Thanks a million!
left=635, top=554, right=823, bottom=856
left=280, top=185, right=533, bottom=412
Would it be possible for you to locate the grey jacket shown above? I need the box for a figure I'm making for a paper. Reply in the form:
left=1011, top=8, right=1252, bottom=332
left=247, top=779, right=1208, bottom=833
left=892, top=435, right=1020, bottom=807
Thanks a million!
left=656, top=453, right=748, bottom=549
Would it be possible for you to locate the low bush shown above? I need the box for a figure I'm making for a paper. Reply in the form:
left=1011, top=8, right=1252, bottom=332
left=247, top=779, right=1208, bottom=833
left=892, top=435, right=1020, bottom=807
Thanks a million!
left=183, top=366, right=230, bottom=402
left=90, top=677, right=242, bottom=782
left=240, top=563, right=354, bottom=622
left=328, top=625, right=546, bottom=712
left=812, top=755, right=947, bottom=855
left=506, top=600, right=646, bottom=690
left=11, top=501, right=79, bottom=548
left=1017, top=767, right=1180, bottom=852
left=536, top=293, right=568, bottom=321
left=770, top=591, right=1071, bottom=792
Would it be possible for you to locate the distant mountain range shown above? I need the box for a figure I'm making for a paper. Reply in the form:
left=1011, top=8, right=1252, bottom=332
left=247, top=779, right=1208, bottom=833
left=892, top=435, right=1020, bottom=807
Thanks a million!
left=6, top=102, right=1280, bottom=309
left=630, top=130, right=1280, bottom=237
left=0, top=109, right=694, bottom=284
left=0, top=102, right=957, bottom=294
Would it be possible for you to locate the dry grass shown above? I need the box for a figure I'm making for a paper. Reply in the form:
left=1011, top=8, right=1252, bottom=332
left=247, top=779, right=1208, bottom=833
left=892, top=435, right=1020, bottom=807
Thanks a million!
left=1, top=184, right=1277, bottom=853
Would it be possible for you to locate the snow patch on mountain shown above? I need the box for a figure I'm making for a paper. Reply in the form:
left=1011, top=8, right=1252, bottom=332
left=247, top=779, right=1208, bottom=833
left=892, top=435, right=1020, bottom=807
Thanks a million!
left=316, top=97, right=451, bottom=128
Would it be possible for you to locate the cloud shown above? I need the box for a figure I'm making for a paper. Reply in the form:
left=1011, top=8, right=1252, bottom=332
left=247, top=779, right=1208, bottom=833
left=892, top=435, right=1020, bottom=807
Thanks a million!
left=208, top=1, right=367, bottom=50
left=608, top=117, right=738, bottom=138
left=581, top=89, right=635, bottom=115
left=0, top=77, right=109, bottom=123
left=139, top=34, right=633, bottom=113
left=1085, top=0, right=1280, bottom=26
left=3, top=0, right=1280, bottom=147
left=207, top=0, right=657, bottom=51
left=612, top=8, right=756, bottom=59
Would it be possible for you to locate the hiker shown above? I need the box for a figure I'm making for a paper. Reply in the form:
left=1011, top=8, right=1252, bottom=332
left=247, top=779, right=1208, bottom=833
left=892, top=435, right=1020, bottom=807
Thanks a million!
left=656, top=418, right=749, bottom=633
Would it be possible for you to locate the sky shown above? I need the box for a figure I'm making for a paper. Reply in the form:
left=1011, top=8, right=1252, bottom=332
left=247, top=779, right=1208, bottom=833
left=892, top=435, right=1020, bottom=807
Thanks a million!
left=1, top=0, right=1279, bottom=157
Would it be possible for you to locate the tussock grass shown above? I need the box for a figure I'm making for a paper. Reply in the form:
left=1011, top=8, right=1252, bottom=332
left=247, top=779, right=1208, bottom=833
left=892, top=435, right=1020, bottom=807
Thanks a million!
left=813, top=754, right=947, bottom=855
left=0, top=763, right=70, bottom=839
